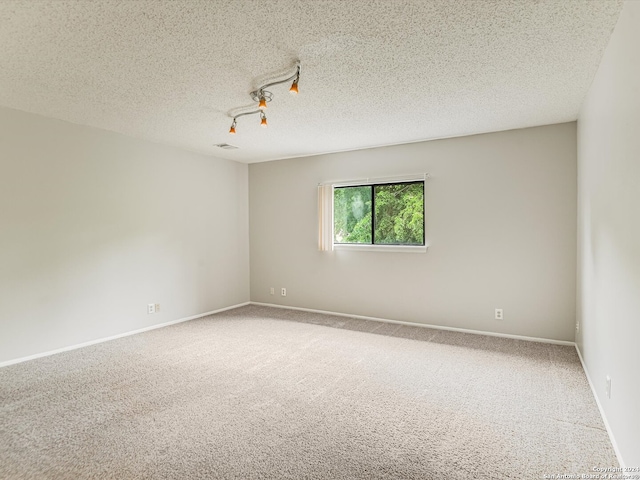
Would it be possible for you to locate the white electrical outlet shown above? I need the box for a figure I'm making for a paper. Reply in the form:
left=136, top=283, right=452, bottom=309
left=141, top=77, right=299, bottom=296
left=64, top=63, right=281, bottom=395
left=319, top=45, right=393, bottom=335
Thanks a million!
left=495, top=308, right=503, bottom=320
left=606, top=375, right=611, bottom=399
left=155, top=303, right=160, bottom=312
left=281, top=287, right=287, bottom=297
left=576, top=322, right=580, bottom=332
left=270, top=287, right=275, bottom=295
left=147, top=304, right=155, bottom=314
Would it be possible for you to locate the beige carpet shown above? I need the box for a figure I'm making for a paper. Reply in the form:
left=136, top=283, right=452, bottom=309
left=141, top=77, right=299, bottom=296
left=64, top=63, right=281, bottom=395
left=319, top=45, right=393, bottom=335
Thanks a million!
left=0, top=305, right=617, bottom=479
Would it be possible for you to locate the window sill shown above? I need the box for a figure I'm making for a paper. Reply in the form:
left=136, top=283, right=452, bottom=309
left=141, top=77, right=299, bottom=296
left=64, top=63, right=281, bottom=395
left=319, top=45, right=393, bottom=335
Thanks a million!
left=333, top=244, right=428, bottom=253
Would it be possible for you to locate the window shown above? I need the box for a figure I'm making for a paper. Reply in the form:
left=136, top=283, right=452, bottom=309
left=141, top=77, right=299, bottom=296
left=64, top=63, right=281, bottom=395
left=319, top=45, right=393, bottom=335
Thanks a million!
left=333, top=181, right=425, bottom=246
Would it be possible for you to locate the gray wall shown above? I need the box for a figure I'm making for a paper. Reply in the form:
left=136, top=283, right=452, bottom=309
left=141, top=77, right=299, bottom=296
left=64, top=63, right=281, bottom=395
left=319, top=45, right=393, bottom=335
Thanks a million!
left=0, top=107, right=249, bottom=364
left=249, top=123, right=577, bottom=341
left=576, top=0, right=640, bottom=467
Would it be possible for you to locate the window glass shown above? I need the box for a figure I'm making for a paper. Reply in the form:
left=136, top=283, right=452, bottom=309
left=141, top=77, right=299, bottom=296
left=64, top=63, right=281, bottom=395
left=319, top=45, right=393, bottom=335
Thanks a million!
left=374, top=183, right=424, bottom=245
left=333, top=181, right=424, bottom=246
left=333, top=186, right=372, bottom=244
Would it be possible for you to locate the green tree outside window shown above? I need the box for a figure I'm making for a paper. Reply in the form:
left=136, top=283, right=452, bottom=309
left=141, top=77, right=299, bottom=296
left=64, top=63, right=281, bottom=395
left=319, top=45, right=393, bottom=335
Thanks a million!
left=334, top=182, right=424, bottom=245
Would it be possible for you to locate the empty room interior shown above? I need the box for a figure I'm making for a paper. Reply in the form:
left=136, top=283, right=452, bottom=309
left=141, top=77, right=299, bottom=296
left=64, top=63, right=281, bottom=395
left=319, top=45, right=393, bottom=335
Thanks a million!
left=1, top=1, right=639, bottom=478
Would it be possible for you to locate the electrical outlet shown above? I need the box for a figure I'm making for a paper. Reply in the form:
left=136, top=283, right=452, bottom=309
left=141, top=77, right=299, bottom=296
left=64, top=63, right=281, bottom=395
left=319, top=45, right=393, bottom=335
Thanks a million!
left=281, top=287, right=287, bottom=297
left=495, top=308, right=503, bottom=320
left=147, top=304, right=155, bottom=314
left=270, top=287, right=275, bottom=295
left=155, top=303, right=160, bottom=312
left=576, top=322, right=580, bottom=332
left=606, top=376, right=611, bottom=399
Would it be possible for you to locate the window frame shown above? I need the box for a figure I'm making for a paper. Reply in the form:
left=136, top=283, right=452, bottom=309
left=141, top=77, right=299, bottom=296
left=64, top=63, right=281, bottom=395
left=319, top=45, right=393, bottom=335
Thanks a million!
left=330, top=176, right=428, bottom=253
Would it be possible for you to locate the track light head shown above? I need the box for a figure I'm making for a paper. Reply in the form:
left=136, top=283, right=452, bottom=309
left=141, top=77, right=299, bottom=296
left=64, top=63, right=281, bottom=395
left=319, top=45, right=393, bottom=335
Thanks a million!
left=260, top=112, right=267, bottom=128
left=258, top=96, right=267, bottom=110
left=229, top=119, right=237, bottom=134
left=289, top=77, right=299, bottom=95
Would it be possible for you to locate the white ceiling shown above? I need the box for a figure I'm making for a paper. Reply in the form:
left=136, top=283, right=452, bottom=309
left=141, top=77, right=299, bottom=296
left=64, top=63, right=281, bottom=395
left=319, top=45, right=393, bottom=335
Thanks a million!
left=0, top=1, right=623, bottom=163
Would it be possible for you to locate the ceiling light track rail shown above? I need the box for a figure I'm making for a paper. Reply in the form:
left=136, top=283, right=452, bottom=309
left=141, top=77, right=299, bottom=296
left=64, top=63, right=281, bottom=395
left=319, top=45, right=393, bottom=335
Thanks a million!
left=228, top=61, right=300, bottom=134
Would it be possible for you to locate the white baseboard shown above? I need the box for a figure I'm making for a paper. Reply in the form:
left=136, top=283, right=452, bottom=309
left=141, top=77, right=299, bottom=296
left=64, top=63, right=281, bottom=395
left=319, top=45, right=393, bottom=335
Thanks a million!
left=0, top=302, right=250, bottom=368
left=250, top=302, right=576, bottom=346
left=574, top=345, right=626, bottom=468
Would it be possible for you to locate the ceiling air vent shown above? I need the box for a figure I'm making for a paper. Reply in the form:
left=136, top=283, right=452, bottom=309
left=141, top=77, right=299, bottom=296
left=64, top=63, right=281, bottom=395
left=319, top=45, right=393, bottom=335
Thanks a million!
left=214, top=143, right=239, bottom=150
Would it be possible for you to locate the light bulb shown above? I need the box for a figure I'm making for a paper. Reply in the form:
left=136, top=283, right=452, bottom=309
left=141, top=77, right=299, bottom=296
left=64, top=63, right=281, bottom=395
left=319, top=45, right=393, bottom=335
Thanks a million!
left=289, top=78, right=299, bottom=95
left=258, top=97, right=267, bottom=109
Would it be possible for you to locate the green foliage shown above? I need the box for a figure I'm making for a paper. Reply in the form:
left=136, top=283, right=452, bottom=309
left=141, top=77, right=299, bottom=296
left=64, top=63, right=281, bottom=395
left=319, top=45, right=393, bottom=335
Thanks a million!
left=334, top=186, right=372, bottom=243
left=374, top=183, right=424, bottom=244
left=333, top=182, right=424, bottom=245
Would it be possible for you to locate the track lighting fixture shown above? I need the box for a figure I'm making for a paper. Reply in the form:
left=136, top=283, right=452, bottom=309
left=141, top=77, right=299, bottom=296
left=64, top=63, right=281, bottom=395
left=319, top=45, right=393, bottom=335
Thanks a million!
left=227, top=61, right=300, bottom=134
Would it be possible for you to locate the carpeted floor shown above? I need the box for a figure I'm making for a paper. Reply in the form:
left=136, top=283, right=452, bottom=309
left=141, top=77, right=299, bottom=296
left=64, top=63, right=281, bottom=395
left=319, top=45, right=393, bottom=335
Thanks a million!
left=0, top=305, right=617, bottom=479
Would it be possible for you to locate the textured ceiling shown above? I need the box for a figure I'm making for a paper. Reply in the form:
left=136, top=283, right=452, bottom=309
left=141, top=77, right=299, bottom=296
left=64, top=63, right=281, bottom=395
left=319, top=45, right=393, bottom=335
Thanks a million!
left=0, top=1, right=623, bottom=163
